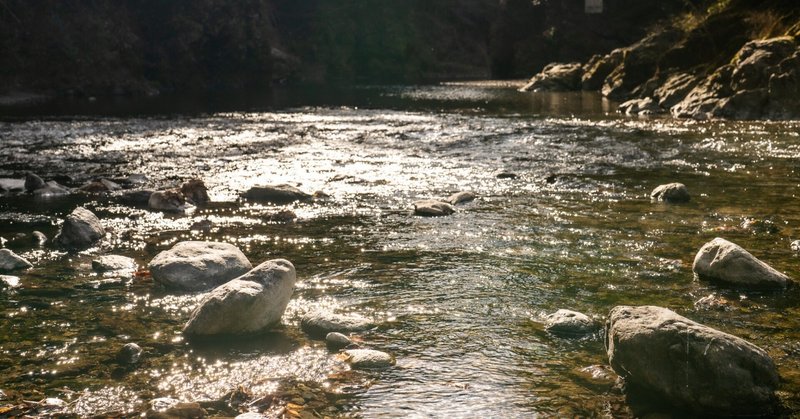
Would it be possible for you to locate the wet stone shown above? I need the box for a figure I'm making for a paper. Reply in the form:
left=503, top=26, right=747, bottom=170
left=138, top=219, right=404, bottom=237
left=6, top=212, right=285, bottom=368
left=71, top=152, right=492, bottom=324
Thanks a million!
left=54, top=207, right=105, bottom=250
left=93, top=255, right=137, bottom=272
left=116, top=342, right=143, bottom=364
left=494, top=170, right=518, bottom=179
left=148, top=241, right=252, bottom=292
left=33, top=181, right=71, bottom=198
left=0, top=275, right=21, bottom=288
left=325, top=332, right=353, bottom=351
left=413, top=200, right=455, bottom=217
left=694, top=293, right=732, bottom=311
left=31, top=231, right=47, bottom=246
left=343, top=349, right=395, bottom=369
left=24, top=172, right=45, bottom=191
left=650, top=182, right=689, bottom=203
left=301, top=312, right=373, bottom=339
left=149, top=189, right=194, bottom=213
left=119, top=189, right=154, bottom=206
left=0, top=249, right=33, bottom=272
left=544, top=309, right=597, bottom=337
left=446, top=191, right=476, bottom=205
left=244, top=184, right=312, bottom=204
left=790, top=240, right=800, bottom=252
left=693, top=237, right=791, bottom=289
left=181, top=179, right=210, bottom=205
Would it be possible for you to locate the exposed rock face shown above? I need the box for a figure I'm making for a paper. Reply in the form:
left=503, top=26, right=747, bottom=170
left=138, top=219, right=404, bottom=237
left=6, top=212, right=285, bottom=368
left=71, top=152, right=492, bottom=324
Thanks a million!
left=92, top=255, right=137, bottom=272
left=692, top=237, right=791, bottom=288
left=544, top=309, right=596, bottom=336
left=301, top=312, right=372, bottom=339
left=149, top=241, right=252, bottom=292
left=0, top=249, right=33, bottom=272
left=582, top=50, right=624, bottom=90
left=606, top=305, right=780, bottom=413
left=54, top=207, right=105, bottom=249
left=601, top=30, right=683, bottom=100
left=244, top=184, right=312, bottom=204
left=519, top=62, right=583, bottom=92
left=650, top=182, right=690, bottom=203
left=343, top=349, right=395, bottom=369
left=413, top=200, right=455, bottom=217
left=183, top=259, right=296, bottom=337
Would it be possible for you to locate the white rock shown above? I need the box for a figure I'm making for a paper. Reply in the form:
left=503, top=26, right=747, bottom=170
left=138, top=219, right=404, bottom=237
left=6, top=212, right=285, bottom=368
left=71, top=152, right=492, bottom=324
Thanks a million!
left=183, top=259, right=296, bottom=337
left=149, top=241, right=252, bottom=291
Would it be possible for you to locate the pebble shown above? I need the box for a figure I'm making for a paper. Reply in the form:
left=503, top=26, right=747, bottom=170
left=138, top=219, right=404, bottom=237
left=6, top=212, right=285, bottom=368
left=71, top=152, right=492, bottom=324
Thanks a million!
left=325, top=332, right=353, bottom=351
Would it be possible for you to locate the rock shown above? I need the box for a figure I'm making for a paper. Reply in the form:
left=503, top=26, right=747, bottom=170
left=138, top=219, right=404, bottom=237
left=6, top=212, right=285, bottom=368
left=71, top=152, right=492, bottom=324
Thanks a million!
left=619, top=97, right=662, bottom=115
left=605, top=305, right=780, bottom=413
left=243, top=184, right=312, bottom=204
left=343, top=349, right=394, bottom=369
left=33, top=181, right=71, bottom=197
left=147, top=398, right=205, bottom=419
left=654, top=72, right=701, bottom=109
left=446, top=191, right=476, bottom=205
left=325, top=332, right=353, bottom=351
left=0, top=275, right=21, bottom=288
left=119, top=189, right=154, bottom=206
left=602, top=30, right=683, bottom=101
left=92, top=255, right=137, bottom=272
left=693, top=293, right=731, bottom=311
left=693, top=238, right=790, bottom=289
left=116, top=342, right=143, bottom=364
left=149, top=189, right=193, bottom=212
left=544, top=309, right=597, bottom=336
left=413, top=200, right=455, bottom=217
left=740, top=218, right=779, bottom=235
left=53, top=207, right=105, bottom=249
left=581, top=50, right=624, bottom=91
left=180, top=179, right=210, bottom=205
left=494, top=170, right=517, bottom=179
left=0, top=178, right=25, bottom=194
left=265, top=209, right=297, bottom=223
left=24, top=172, right=45, bottom=191
left=31, top=231, right=47, bottom=246
left=791, top=240, right=800, bottom=252
left=183, top=259, right=296, bottom=338
left=650, top=182, right=689, bottom=203
left=149, top=241, right=252, bottom=292
left=79, top=178, right=121, bottom=193
left=0, top=249, right=33, bottom=272
left=300, top=312, right=372, bottom=339
left=519, top=62, right=583, bottom=92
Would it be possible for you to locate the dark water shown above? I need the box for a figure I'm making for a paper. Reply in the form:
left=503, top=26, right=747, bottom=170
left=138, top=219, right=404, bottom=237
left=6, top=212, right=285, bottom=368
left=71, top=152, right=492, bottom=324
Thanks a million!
left=1, top=83, right=799, bottom=417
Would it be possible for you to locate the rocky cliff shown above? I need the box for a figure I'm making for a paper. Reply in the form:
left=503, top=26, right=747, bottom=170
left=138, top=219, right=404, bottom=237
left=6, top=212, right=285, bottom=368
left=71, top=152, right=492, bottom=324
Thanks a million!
left=520, top=0, right=800, bottom=120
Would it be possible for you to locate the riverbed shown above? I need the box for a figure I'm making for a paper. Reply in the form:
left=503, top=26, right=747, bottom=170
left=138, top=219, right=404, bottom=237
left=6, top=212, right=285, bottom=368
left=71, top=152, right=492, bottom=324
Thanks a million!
left=1, top=84, right=799, bottom=417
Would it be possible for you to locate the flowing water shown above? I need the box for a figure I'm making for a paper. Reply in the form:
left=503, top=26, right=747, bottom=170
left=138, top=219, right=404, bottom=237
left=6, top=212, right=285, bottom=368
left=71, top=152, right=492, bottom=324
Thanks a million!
left=1, top=84, right=800, bottom=417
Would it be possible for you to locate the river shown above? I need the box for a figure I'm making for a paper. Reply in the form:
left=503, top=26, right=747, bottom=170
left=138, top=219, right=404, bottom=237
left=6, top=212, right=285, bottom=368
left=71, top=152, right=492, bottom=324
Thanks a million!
left=1, top=83, right=799, bottom=417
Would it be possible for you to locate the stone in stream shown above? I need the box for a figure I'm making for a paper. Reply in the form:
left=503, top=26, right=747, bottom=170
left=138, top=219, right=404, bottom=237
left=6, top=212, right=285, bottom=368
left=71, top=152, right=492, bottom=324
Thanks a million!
left=148, top=241, right=252, bottom=292
left=605, top=305, right=780, bottom=414
left=116, top=342, right=143, bottom=364
left=446, top=191, right=476, bottom=205
left=24, top=172, right=45, bottom=192
left=342, top=349, right=395, bottom=369
left=243, top=184, right=312, bottom=204
left=183, top=259, right=296, bottom=338
left=53, top=207, right=105, bottom=249
left=301, top=312, right=373, bottom=339
left=692, top=237, right=791, bottom=289
left=325, top=332, right=354, bottom=351
left=149, top=189, right=194, bottom=212
left=78, top=178, right=121, bottom=193
left=412, top=200, right=455, bottom=217
left=0, top=275, right=21, bottom=288
left=180, top=178, right=210, bottom=205
left=494, top=169, right=518, bottom=179
left=147, top=398, right=205, bottom=418
left=33, top=181, right=71, bottom=198
left=0, top=249, right=33, bottom=272
left=92, top=255, right=137, bottom=272
left=544, top=309, right=597, bottom=337
left=31, top=231, right=47, bottom=246
left=791, top=240, right=800, bottom=252
left=650, top=182, right=689, bottom=203
left=119, top=189, right=154, bottom=206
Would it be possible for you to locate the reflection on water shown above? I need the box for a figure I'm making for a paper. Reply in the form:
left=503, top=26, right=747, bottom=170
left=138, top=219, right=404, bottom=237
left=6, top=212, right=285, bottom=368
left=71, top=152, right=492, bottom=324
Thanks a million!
left=1, top=85, right=800, bottom=416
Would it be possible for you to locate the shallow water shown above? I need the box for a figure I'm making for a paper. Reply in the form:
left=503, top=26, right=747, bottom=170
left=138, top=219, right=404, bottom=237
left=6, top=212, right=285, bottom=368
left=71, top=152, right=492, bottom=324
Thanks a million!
left=1, top=84, right=800, bottom=417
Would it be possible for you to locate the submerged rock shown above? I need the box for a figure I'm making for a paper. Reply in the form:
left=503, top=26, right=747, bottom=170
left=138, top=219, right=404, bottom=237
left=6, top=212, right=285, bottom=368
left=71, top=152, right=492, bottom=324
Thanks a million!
left=53, top=207, right=105, bottom=249
left=0, top=249, right=33, bottom=272
left=180, top=178, right=210, bottom=205
left=33, top=181, right=71, bottom=197
left=92, top=255, right=137, bottom=272
left=343, top=349, right=394, bottom=369
left=243, top=184, right=312, bottom=204
left=605, top=305, right=779, bottom=413
left=650, top=182, right=689, bottom=203
left=301, top=312, right=372, bottom=339
left=544, top=309, right=597, bottom=336
left=149, top=241, right=252, bottom=292
left=413, top=200, right=455, bottom=217
left=326, top=332, right=353, bottom=351
left=116, top=342, right=143, bottom=364
left=446, top=191, right=476, bottom=205
left=149, top=189, right=194, bottom=212
left=183, top=259, right=296, bottom=337
left=693, top=237, right=791, bottom=289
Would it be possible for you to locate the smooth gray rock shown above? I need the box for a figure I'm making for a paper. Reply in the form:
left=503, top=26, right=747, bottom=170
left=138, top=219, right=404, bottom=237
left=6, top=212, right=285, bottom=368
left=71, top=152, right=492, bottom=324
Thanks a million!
left=325, top=332, right=353, bottom=351
left=33, top=181, right=71, bottom=197
left=243, top=184, right=312, bottom=204
left=183, top=259, right=296, bottom=337
left=544, top=309, right=597, bottom=336
left=413, top=200, right=455, bottom=217
left=606, top=305, right=779, bottom=413
left=301, top=312, right=372, bottom=339
left=25, top=172, right=45, bottom=191
left=116, top=342, right=143, bottom=364
left=343, top=349, right=395, bottom=369
left=149, top=189, right=194, bottom=212
left=92, top=255, right=137, bottom=272
left=693, top=237, right=791, bottom=289
left=650, top=182, right=689, bottom=203
left=149, top=241, right=252, bottom=292
left=0, top=249, right=33, bottom=272
left=54, top=207, right=105, bottom=249
left=446, top=191, right=476, bottom=205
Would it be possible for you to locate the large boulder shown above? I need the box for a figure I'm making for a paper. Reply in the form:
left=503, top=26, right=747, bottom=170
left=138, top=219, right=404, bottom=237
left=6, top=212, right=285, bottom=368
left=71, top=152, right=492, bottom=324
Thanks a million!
left=0, top=249, right=33, bottom=272
left=243, top=184, right=312, bottom=204
left=53, top=207, right=105, bottom=249
left=149, top=241, right=252, bottom=291
left=692, top=238, right=791, bottom=289
left=605, top=305, right=779, bottom=413
left=519, top=62, right=583, bottom=92
left=183, top=259, right=296, bottom=337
